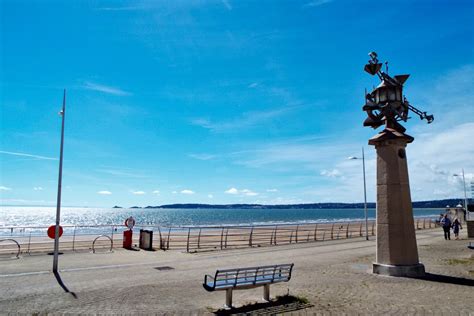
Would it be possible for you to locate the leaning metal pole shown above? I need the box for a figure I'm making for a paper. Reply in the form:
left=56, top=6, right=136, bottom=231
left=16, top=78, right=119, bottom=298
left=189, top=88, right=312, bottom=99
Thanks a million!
left=53, top=89, right=66, bottom=273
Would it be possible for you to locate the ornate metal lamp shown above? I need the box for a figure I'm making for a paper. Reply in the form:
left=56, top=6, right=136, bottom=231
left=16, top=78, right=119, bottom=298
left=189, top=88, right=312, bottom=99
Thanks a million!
left=362, top=52, right=433, bottom=133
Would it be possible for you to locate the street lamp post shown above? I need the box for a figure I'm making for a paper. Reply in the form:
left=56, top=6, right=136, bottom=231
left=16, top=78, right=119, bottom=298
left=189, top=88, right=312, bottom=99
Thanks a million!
left=453, top=168, right=468, bottom=216
left=348, top=147, right=369, bottom=240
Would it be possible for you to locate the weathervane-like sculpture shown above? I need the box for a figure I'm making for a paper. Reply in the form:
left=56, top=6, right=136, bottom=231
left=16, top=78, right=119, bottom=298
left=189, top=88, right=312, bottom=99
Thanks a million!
left=363, top=52, right=433, bottom=277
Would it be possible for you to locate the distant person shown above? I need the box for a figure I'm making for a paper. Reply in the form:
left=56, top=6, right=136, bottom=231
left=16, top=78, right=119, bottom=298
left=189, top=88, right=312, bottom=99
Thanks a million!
left=440, top=214, right=451, bottom=240
left=452, top=217, right=462, bottom=240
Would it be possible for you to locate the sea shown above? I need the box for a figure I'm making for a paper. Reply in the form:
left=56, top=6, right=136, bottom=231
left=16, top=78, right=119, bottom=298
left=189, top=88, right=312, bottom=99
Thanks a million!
left=0, top=206, right=442, bottom=232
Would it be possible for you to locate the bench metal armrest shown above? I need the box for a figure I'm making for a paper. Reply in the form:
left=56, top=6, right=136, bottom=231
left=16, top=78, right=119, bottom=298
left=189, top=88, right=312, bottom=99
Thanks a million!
left=204, top=274, right=215, bottom=285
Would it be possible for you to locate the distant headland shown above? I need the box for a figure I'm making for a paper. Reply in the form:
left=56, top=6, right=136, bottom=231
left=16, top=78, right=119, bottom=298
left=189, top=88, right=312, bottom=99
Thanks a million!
left=114, top=198, right=462, bottom=210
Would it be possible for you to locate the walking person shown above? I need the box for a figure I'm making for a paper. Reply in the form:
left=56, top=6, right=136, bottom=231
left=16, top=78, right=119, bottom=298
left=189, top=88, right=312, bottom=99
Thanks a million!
left=452, top=217, right=462, bottom=240
left=440, top=214, right=451, bottom=240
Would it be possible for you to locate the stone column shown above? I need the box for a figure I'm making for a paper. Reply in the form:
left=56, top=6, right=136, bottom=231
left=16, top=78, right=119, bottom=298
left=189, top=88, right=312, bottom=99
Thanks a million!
left=369, top=128, right=425, bottom=277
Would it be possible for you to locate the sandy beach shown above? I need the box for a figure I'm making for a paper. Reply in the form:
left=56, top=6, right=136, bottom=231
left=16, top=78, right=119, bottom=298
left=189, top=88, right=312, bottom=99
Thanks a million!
left=0, top=227, right=472, bottom=314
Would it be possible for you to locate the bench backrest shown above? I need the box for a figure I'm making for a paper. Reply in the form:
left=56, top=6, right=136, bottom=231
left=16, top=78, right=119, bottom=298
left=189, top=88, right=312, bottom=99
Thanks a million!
left=212, top=263, right=293, bottom=289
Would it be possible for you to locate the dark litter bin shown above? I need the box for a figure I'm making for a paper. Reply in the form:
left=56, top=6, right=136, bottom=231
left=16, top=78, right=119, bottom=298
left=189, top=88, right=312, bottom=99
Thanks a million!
left=139, top=229, right=153, bottom=250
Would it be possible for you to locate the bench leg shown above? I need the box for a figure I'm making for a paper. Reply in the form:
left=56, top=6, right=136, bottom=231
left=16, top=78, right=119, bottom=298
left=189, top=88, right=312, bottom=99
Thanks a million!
left=263, top=284, right=270, bottom=302
left=225, top=288, right=233, bottom=308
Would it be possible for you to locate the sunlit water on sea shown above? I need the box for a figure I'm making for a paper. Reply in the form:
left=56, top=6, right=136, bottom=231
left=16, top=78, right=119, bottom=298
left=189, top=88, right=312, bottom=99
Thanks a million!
left=0, top=206, right=442, bottom=231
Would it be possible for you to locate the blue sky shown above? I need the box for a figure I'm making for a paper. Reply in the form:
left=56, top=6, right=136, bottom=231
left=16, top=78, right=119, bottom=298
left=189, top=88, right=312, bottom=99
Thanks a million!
left=1, top=0, right=473, bottom=207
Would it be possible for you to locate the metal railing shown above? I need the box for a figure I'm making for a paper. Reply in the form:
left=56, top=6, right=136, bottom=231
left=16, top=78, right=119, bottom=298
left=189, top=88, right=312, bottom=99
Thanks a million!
left=0, top=217, right=438, bottom=256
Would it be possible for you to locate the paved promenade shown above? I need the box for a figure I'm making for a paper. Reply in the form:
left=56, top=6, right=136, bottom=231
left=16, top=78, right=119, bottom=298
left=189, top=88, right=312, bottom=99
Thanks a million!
left=0, top=228, right=472, bottom=315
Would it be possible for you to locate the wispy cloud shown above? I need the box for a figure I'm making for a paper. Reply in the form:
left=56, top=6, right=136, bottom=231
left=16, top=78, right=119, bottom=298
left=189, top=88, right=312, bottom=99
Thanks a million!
left=132, top=191, right=146, bottom=195
left=0, top=150, right=57, bottom=161
left=191, top=107, right=297, bottom=132
left=303, top=0, right=333, bottom=8
left=225, top=187, right=259, bottom=196
left=181, top=189, right=195, bottom=195
left=208, top=194, right=214, bottom=199
left=320, top=169, right=342, bottom=178
left=0, top=186, right=12, bottom=191
left=188, top=153, right=216, bottom=161
left=83, top=81, right=131, bottom=96
left=98, top=190, right=112, bottom=195
left=96, top=6, right=145, bottom=11
left=96, top=168, right=150, bottom=179
left=266, top=188, right=278, bottom=192
left=221, top=0, right=232, bottom=10
left=248, top=82, right=259, bottom=88
left=33, top=187, right=43, bottom=191
left=152, top=190, right=160, bottom=195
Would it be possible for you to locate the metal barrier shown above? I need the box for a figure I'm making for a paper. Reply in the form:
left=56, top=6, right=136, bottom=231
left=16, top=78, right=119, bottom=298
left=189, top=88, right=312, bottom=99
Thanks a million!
left=0, top=238, right=21, bottom=258
left=92, top=235, right=113, bottom=253
left=0, top=216, right=438, bottom=254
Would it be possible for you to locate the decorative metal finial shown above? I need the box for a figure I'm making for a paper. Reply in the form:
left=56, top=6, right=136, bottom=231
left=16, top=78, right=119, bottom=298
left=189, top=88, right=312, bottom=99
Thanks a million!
left=362, top=52, right=433, bottom=133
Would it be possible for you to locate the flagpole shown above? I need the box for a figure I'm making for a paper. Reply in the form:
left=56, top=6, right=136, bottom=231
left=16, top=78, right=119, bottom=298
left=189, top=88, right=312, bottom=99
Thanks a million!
left=53, top=89, right=66, bottom=273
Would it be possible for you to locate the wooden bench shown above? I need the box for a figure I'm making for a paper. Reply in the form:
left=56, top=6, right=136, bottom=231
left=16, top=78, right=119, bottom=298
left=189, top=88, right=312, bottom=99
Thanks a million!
left=203, top=263, right=294, bottom=308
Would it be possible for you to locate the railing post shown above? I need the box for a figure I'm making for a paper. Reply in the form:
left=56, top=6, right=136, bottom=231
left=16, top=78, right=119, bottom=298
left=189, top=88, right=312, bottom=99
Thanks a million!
left=423, top=218, right=426, bottom=229
left=197, top=228, right=202, bottom=249
left=220, top=227, right=224, bottom=250
left=371, top=221, right=375, bottom=236
left=27, top=232, right=32, bottom=254
left=225, top=228, right=229, bottom=248
left=331, top=223, right=335, bottom=240
left=360, top=222, right=363, bottom=237
left=346, top=222, right=350, bottom=238
left=167, top=228, right=171, bottom=250
left=416, top=219, right=419, bottom=230
left=111, top=225, right=114, bottom=249
left=274, top=226, right=278, bottom=245
left=314, top=224, right=318, bottom=241
left=186, top=228, right=191, bottom=253
left=249, top=227, right=254, bottom=247
left=72, top=225, right=77, bottom=252
left=157, top=227, right=163, bottom=250
left=295, top=225, right=299, bottom=243
left=289, top=231, right=293, bottom=244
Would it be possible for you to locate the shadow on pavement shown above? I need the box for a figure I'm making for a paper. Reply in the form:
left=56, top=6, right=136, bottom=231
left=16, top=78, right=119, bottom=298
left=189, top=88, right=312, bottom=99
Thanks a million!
left=213, top=295, right=313, bottom=315
left=419, top=273, right=474, bottom=287
left=54, top=271, right=78, bottom=298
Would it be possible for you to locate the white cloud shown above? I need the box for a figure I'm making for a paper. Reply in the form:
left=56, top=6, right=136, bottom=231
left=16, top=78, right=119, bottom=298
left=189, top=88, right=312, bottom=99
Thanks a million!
left=0, top=186, right=12, bottom=191
left=188, top=153, right=216, bottom=160
left=0, top=150, right=57, bottom=161
left=225, top=188, right=239, bottom=194
left=97, top=190, right=112, bottom=195
left=152, top=190, right=160, bottom=195
left=83, top=81, right=131, bottom=96
left=132, top=191, right=146, bottom=195
left=33, top=187, right=43, bottom=191
left=172, top=191, right=178, bottom=194
left=181, top=189, right=195, bottom=195
left=241, top=189, right=258, bottom=196
left=225, top=187, right=259, bottom=196
left=208, top=194, right=214, bottom=199
left=266, top=188, right=278, bottom=192
left=320, top=169, right=342, bottom=178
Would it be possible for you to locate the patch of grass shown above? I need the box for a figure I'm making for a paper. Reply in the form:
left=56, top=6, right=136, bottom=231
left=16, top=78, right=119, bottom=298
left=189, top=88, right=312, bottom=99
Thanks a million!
left=444, top=258, right=474, bottom=265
